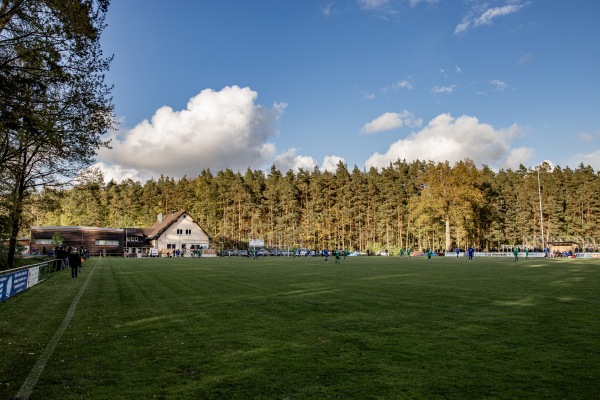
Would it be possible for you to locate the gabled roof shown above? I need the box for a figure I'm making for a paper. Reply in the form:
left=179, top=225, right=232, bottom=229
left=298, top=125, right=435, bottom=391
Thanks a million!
left=146, top=210, right=190, bottom=240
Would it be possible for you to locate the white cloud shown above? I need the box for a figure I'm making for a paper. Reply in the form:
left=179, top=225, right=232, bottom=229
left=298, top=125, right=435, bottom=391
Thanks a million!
left=358, top=0, right=391, bottom=10
left=409, top=0, right=438, bottom=7
left=364, top=113, right=531, bottom=169
left=490, top=79, right=507, bottom=91
left=474, top=4, right=525, bottom=27
left=574, top=148, right=600, bottom=170
left=92, top=161, right=148, bottom=183
left=393, top=80, right=414, bottom=90
left=362, top=111, right=422, bottom=134
left=455, top=1, right=528, bottom=34
left=504, top=147, right=535, bottom=170
left=273, top=149, right=345, bottom=173
left=431, top=85, right=457, bottom=94
left=273, top=148, right=317, bottom=173
left=454, top=19, right=471, bottom=34
left=322, top=155, right=345, bottom=172
left=321, top=2, right=334, bottom=16
left=381, top=78, right=415, bottom=95
left=97, top=86, right=285, bottom=182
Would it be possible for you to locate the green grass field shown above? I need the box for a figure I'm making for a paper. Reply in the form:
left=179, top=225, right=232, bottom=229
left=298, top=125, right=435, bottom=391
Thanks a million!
left=1, top=255, right=599, bottom=399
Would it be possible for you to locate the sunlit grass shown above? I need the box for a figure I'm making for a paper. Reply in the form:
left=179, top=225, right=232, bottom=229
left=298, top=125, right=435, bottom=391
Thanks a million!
left=1, top=255, right=599, bottom=399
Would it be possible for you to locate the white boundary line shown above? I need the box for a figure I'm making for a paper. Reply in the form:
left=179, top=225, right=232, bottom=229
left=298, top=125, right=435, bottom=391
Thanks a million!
left=16, top=258, right=100, bottom=399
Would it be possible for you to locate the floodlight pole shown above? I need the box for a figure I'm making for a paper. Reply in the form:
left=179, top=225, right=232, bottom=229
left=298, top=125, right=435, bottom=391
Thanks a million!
left=537, top=169, right=545, bottom=250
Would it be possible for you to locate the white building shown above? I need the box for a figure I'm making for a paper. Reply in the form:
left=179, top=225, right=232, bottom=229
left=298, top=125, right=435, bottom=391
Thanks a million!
left=147, top=210, right=210, bottom=256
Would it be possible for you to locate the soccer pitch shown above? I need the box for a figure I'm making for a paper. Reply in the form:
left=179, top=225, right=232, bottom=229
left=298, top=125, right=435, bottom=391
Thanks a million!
left=1, top=255, right=599, bottom=399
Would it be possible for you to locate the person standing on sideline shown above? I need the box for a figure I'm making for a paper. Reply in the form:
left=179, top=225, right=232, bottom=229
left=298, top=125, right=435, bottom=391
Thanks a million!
left=68, top=250, right=81, bottom=278
left=513, top=246, right=519, bottom=261
left=78, top=246, right=85, bottom=272
left=456, top=248, right=460, bottom=258
left=468, top=246, right=474, bottom=262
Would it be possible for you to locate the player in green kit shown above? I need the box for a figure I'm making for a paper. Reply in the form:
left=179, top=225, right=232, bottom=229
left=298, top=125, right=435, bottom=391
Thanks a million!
left=513, top=246, right=519, bottom=261
left=400, top=248, right=404, bottom=258
left=335, top=248, right=341, bottom=264
left=427, top=248, right=432, bottom=263
left=407, top=248, right=411, bottom=259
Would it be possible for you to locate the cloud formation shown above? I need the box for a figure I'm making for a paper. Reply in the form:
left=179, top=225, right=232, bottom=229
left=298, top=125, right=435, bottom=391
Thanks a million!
left=409, top=0, right=438, bottom=7
left=455, top=2, right=528, bottom=34
left=362, top=111, right=423, bottom=134
left=431, top=85, right=457, bottom=94
left=365, top=113, right=532, bottom=169
left=358, top=0, right=391, bottom=10
left=322, top=155, right=346, bottom=172
left=273, top=148, right=344, bottom=173
left=573, top=131, right=600, bottom=169
left=321, top=2, right=334, bottom=16
left=489, top=79, right=507, bottom=91
left=379, top=77, right=415, bottom=97
left=575, top=148, right=600, bottom=170
left=97, top=86, right=285, bottom=181
left=273, top=148, right=317, bottom=173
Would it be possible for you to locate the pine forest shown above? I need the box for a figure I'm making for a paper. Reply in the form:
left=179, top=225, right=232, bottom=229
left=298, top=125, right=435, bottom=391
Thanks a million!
left=25, top=159, right=600, bottom=254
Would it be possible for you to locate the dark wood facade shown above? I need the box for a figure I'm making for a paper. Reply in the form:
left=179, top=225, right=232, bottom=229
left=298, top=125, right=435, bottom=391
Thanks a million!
left=30, top=226, right=126, bottom=256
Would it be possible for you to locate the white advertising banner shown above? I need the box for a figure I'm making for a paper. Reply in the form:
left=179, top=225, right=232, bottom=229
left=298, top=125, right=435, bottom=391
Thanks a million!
left=27, top=266, right=40, bottom=287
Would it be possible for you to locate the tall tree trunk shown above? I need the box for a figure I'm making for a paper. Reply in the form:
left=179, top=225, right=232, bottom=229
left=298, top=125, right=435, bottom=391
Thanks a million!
left=445, top=216, right=451, bottom=251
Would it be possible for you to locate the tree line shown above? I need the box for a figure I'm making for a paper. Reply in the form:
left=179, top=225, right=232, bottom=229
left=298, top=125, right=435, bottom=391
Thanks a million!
left=1, top=0, right=114, bottom=269
left=24, top=160, right=600, bottom=254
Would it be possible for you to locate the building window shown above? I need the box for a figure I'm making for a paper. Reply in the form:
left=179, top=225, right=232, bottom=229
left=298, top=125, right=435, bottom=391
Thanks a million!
left=95, top=240, right=119, bottom=246
left=167, top=243, right=175, bottom=249
left=185, top=229, right=192, bottom=235
left=128, top=236, right=139, bottom=242
left=35, top=239, right=54, bottom=245
left=176, top=229, right=183, bottom=235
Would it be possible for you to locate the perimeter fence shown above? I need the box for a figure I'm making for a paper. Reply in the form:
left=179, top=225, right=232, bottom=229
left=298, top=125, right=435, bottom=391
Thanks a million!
left=0, top=259, right=64, bottom=304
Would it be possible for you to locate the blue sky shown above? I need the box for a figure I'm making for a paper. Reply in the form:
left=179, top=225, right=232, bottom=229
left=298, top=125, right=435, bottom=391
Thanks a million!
left=97, top=0, right=600, bottom=182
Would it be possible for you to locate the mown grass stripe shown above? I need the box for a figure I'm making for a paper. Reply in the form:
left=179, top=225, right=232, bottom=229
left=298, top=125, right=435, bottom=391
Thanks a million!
left=15, top=258, right=99, bottom=400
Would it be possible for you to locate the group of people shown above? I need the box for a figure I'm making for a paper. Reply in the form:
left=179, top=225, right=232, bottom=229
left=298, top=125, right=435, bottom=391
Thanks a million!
left=54, top=245, right=86, bottom=277
left=165, top=247, right=204, bottom=258
left=552, top=249, right=573, bottom=258
left=399, top=248, right=412, bottom=258
left=321, top=248, right=349, bottom=264
left=455, top=247, right=476, bottom=261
